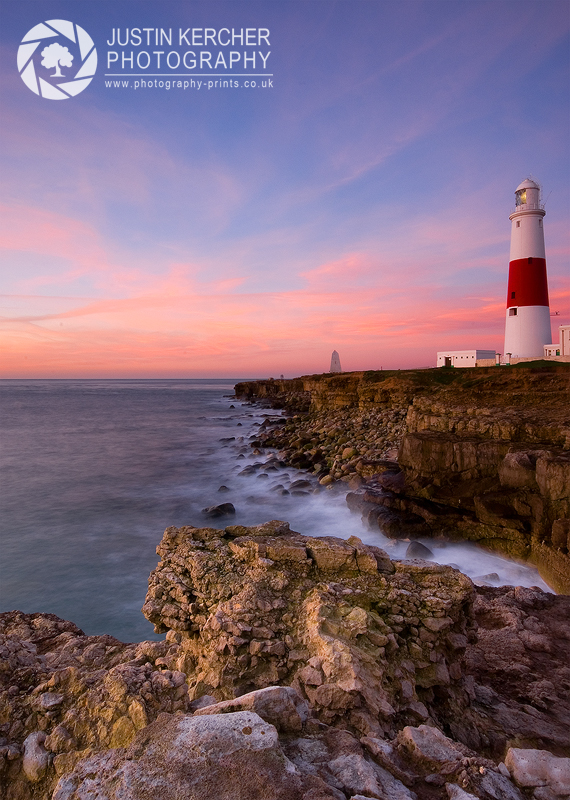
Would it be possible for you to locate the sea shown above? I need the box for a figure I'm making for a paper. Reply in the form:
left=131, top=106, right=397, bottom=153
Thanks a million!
left=0, top=379, right=551, bottom=643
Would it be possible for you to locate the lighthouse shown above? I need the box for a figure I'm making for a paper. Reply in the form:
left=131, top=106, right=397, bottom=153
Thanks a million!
left=504, top=178, right=552, bottom=357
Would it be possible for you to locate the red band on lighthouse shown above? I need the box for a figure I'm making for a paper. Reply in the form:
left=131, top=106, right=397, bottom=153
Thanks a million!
left=506, top=258, right=549, bottom=308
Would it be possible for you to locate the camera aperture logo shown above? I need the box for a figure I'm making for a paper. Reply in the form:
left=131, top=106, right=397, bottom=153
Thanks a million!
left=18, top=20, right=97, bottom=99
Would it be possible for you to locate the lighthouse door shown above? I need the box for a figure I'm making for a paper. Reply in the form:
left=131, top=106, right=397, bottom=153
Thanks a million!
left=444, top=357, right=452, bottom=368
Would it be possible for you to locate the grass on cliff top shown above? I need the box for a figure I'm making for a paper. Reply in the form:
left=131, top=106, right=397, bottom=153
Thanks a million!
left=362, top=360, right=569, bottom=383
left=511, top=359, right=570, bottom=370
left=361, top=367, right=470, bottom=386
left=356, top=363, right=570, bottom=398
left=243, top=362, right=569, bottom=393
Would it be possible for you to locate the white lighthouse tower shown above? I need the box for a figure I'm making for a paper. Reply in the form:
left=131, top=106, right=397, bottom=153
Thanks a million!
left=504, top=178, right=551, bottom=357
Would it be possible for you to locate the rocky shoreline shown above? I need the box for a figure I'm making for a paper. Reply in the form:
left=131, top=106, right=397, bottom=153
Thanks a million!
left=2, top=521, right=569, bottom=799
left=2, top=365, right=569, bottom=799
left=235, top=364, right=570, bottom=594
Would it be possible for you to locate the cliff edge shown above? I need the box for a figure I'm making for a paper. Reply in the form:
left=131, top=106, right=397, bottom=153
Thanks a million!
left=235, top=364, right=570, bottom=593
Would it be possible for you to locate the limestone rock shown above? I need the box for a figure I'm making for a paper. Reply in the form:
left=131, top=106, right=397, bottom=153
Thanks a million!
left=22, top=731, right=49, bottom=782
left=478, top=770, right=524, bottom=800
left=142, top=522, right=475, bottom=733
left=395, top=724, right=524, bottom=799
left=397, top=725, right=466, bottom=769
left=505, top=748, right=570, bottom=796
left=40, top=692, right=64, bottom=709
left=0, top=610, right=191, bottom=797
left=350, top=796, right=384, bottom=800
left=52, top=711, right=337, bottom=800
left=194, top=685, right=310, bottom=733
left=327, top=752, right=415, bottom=800
left=3, top=518, right=570, bottom=800
left=361, top=736, right=418, bottom=785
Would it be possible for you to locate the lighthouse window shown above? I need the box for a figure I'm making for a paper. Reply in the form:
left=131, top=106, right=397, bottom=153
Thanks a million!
left=511, top=291, right=515, bottom=299
left=509, top=308, right=518, bottom=316
left=516, top=221, right=520, bottom=228
left=539, top=219, right=542, bottom=227
left=528, top=257, right=533, bottom=264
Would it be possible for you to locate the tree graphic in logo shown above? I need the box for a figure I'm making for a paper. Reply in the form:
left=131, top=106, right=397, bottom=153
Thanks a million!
left=40, top=43, right=74, bottom=78
left=17, top=20, right=97, bottom=99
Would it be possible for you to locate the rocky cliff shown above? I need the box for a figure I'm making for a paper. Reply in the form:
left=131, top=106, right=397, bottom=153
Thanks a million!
left=236, top=364, right=570, bottom=593
left=2, top=522, right=569, bottom=799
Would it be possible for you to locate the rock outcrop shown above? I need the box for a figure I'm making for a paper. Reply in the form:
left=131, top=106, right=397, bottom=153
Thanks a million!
left=0, top=612, right=190, bottom=799
left=142, top=520, right=476, bottom=736
left=2, top=523, right=569, bottom=799
left=236, top=364, right=570, bottom=592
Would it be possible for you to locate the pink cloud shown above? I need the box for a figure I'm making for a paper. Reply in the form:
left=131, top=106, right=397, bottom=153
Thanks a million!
left=0, top=271, right=517, bottom=377
left=3, top=213, right=566, bottom=378
left=0, top=203, right=110, bottom=285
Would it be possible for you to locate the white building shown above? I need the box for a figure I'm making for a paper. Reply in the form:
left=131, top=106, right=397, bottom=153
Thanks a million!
left=544, top=324, right=570, bottom=357
left=436, top=350, right=496, bottom=368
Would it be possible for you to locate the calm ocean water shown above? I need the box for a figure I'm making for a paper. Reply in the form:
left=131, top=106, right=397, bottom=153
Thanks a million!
left=0, top=380, right=550, bottom=643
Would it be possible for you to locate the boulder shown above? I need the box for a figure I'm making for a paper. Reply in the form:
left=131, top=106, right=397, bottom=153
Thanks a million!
left=22, top=731, right=49, bottom=782
left=52, top=711, right=337, bottom=800
left=327, top=752, right=414, bottom=800
left=350, top=796, right=384, bottom=800
left=201, top=502, right=236, bottom=518
left=405, top=541, right=433, bottom=559
left=478, top=771, right=524, bottom=800
left=396, top=725, right=465, bottom=769
left=505, top=748, right=570, bottom=796
left=194, top=685, right=310, bottom=733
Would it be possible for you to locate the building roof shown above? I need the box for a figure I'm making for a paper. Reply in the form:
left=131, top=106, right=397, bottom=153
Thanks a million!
left=516, top=178, right=540, bottom=191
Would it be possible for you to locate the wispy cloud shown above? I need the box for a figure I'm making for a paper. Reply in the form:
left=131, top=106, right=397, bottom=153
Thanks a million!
left=0, top=2, right=568, bottom=377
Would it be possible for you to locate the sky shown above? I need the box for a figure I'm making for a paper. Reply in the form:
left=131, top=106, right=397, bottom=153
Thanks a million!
left=0, top=0, right=569, bottom=378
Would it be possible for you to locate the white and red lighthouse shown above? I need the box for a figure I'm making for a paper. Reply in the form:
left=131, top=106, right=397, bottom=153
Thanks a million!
left=504, top=178, right=552, bottom=357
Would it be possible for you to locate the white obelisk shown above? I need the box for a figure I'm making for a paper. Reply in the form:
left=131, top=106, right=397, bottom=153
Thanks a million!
left=330, top=351, right=342, bottom=372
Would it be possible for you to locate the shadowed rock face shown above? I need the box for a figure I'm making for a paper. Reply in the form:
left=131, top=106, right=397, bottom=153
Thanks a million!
left=460, top=586, right=570, bottom=758
left=141, top=521, right=476, bottom=737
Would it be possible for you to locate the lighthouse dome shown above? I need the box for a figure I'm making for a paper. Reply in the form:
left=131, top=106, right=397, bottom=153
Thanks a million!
left=516, top=178, right=540, bottom=191
left=514, top=178, right=542, bottom=210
